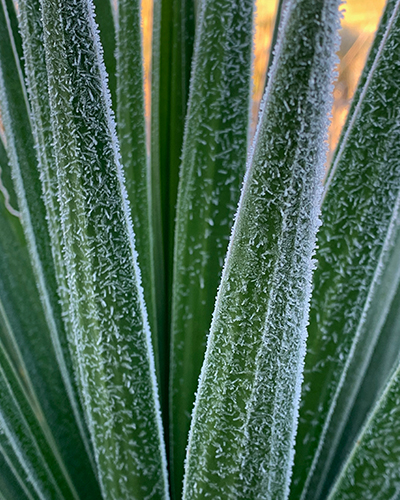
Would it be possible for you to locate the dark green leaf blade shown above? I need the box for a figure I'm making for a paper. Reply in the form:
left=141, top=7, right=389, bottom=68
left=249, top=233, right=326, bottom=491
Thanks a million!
left=93, top=0, right=117, bottom=108
left=290, top=2, right=400, bottom=498
left=316, top=211, right=400, bottom=498
left=0, top=336, right=78, bottom=500
left=328, top=357, right=400, bottom=500
left=151, top=0, right=196, bottom=320
left=0, top=448, right=38, bottom=500
left=169, top=0, right=254, bottom=494
left=324, top=262, right=400, bottom=497
left=183, top=0, right=340, bottom=497
left=40, top=0, right=169, bottom=496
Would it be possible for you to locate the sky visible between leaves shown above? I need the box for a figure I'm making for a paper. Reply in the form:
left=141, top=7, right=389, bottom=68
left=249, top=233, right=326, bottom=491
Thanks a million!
left=140, top=0, right=386, bottom=160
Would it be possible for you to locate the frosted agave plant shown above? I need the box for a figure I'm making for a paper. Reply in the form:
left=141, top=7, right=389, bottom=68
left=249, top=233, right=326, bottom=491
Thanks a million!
left=1, top=0, right=400, bottom=497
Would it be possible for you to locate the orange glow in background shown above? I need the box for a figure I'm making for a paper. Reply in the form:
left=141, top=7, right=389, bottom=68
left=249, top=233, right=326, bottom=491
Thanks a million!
left=0, top=1, right=388, bottom=160
left=141, top=0, right=387, bottom=158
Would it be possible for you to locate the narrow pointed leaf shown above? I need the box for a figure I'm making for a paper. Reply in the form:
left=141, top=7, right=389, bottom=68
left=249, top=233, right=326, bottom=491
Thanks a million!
left=0, top=134, right=102, bottom=500
left=40, top=0, right=169, bottom=497
left=93, top=0, right=117, bottom=108
left=325, top=286, right=400, bottom=498
left=317, top=212, right=400, bottom=498
left=169, top=0, right=254, bottom=493
left=264, top=0, right=288, bottom=87
left=291, top=2, right=400, bottom=498
left=0, top=337, right=78, bottom=500
left=183, top=1, right=340, bottom=498
left=116, top=0, right=161, bottom=381
left=151, top=0, right=196, bottom=306
left=328, top=357, right=400, bottom=500
left=0, top=448, right=38, bottom=500
left=2, top=0, right=23, bottom=71
left=0, top=2, right=102, bottom=496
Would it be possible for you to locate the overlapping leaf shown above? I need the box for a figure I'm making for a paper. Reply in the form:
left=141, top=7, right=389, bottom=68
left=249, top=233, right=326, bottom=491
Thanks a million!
left=183, top=0, right=340, bottom=498
left=0, top=1, right=101, bottom=497
left=37, top=0, right=168, bottom=497
left=290, top=2, right=400, bottom=498
left=328, top=356, right=400, bottom=500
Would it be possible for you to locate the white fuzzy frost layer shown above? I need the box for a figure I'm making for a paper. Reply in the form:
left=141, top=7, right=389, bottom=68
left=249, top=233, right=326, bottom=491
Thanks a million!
left=292, top=2, right=400, bottom=498
left=183, top=0, right=341, bottom=499
left=40, top=0, right=169, bottom=498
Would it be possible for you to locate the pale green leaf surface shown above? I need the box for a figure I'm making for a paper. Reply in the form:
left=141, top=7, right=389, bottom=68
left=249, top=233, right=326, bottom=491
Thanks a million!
left=328, top=357, right=400, bottom=500
left=291, top=2, right=400, bottom=498
left=18, top=0, right=83, bottom=403
left=169, top=0, right=253, bottom=494
left=116, top=0, right=160, bottom=380
left=0, top=3, right=102, bottom=497
left=183, top=1, right=340, bottom=498
left=40, top=0, right=169, bottom=497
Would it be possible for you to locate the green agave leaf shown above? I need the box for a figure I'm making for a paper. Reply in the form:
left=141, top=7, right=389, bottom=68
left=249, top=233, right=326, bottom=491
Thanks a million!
left=116, top=0, right=161, bottom=384
left=151, top=0, right=195, bottom=303
left=169, top=0, right=254, bottom=493
left=290, top=1, right=400, bottom=498
left=0, top=448, right=38, bottom=500
left=264, top=0, right=287, bottom=88
left=0, top=135, right=19, bottom=217
left=324, top=227, right=400, bottom=496
left=0, top=338, right=79, bottom=500
left=39, top=0, right=169, bottom=497
left=93, top=0, right=117, bottom=108
left=0, top=135, right=102, bottom=499
left=0, top=1, right=102, bottom=497
left=1, top=0, right=23, bottom=73
left=182, top=0, right=340, bottom=498
left=328, top=356, right=400, bottom=500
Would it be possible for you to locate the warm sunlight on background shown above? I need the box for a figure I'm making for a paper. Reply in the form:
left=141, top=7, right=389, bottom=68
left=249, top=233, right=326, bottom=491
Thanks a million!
left=141, top=0, right=387, bottom=159
left=0, top=1, right=388, bottom=159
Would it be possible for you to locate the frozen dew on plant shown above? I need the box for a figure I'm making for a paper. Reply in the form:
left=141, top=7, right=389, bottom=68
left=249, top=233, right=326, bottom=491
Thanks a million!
left=183, top=0, right=341, bottom=498
left=0, top=0, right=399, bottom=498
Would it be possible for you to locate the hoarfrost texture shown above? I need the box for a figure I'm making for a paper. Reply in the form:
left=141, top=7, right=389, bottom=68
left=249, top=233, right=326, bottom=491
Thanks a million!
left=39, top=0, right=169, bottom=497
left=169, top=0, right=254, bottom=493
left=291, top=1, right=400, bottom=498
left=183, top=0, right=341, bottom=498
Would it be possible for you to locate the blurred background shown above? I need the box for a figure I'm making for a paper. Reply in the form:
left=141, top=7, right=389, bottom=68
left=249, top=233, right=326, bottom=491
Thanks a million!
left=0, top=1, right=387, bottom=161
left=141, top=0, right=387, bottom=160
